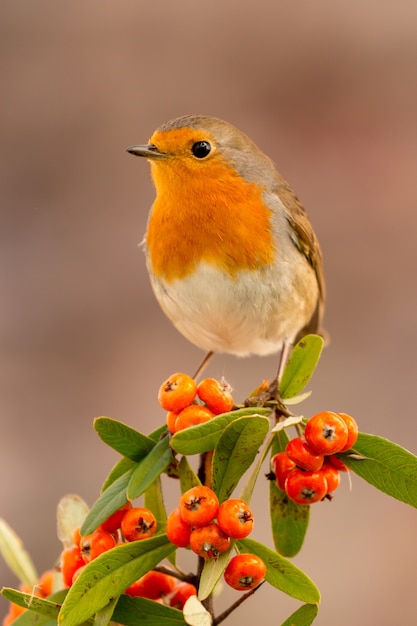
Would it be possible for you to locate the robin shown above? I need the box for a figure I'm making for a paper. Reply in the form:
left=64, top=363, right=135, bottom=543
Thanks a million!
left=127, top=115, right=325, bottom=376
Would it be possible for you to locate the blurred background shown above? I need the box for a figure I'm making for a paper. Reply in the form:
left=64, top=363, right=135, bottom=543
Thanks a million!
left=1, top=1, right=416, bottom=624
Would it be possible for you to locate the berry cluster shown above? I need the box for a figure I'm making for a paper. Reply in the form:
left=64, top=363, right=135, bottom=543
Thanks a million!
left=59, top=502, right=197, bottom=609
left=61, top=503, right=157, bottom=581
left=166, top=486, right=266, bottom=591
left=158, top=373, right=234, bottom=433
left=271, top=411, right=358, bottom=504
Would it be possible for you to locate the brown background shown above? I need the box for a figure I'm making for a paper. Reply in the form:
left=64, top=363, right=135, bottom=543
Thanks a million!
left=1, top=2, right=417, bottom=624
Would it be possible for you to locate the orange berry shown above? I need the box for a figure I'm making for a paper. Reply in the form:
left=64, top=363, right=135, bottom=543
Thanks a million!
left=285, top=468, right=328, bottom=505
left=304, top=411, right=348, bottom=455
left=224, top=553, right=266, bottom=591
left=179, top=486, right=219, bottom=527
left=270, top=451, right=297, bottom=490
left=60, top=545, right=84, bottom=587
left=166, top=507, right=192, bottom=547
left=286, top=436, right=324, bottom=471
left=319, top=460, right=341, bottom=494
left=189, top=523, right=231, bottom=558
left=72, top=526, right=81, bottom=547
left=217, top=498, right=254, bottom=539
left=125, top=570, right=176, bottom=599
left=169, top=582, right=197, bottom=609
left=166, top=410, right=180, bottom=433
left=158, top=373, right=197, bottom=412
left=337, top=412, right=359, bottom=452
left=196, top=377, right=234, bottom=414
left=174, top=404, right=214, bottom=433
left=121, top=507, right=157, bottom=541
left=80, top=529, right=117, bottom=563
left=99, top=501, right=132, bottom=533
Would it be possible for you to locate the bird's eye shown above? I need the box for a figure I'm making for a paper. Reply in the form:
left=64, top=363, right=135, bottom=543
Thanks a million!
left=191, top=141, right=211, bottom=159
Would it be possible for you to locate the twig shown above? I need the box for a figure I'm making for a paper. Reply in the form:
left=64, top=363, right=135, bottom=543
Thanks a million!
left=213, top=581, right=265, bottom=625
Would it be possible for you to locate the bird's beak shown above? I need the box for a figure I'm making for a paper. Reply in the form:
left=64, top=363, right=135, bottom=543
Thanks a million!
left=126, top=144, right=166, bottom=160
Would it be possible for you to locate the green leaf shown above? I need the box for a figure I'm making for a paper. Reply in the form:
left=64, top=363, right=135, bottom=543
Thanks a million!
left=270, top=433, right=310, bottom=557
left=171, top=407, right=272, bottom=455
left=197, top=546, right=232, bottom=601
left=212, top=416, right=270, bottom=503
left=81, top=469, right=134, bottom=536
left=178, top=456, right=201, bottom=493
left=94, top=417, right=155, bottom=460
left=112, top=595, right=187, bottom=625
left=101, top=457, right=136, bottom=492
left=237, top=538, right=320, bottom=604
left=279, top=335, right=323, bottom=399
left=341, top=432, right=417, bottom=508
left=127, top=435, right=173, bottom=500
left=270, top=485, right=310, bottom=558
left=239, top=433, right=274, bottom=504
left=93, top=596, right=118, bottom=626
left=148, top=424, right=169, bottom=442
left=280, top=603, right=319, bottom=626
left=1, top=588, right=63, bottom=619
left=144, top=476, right=167, bottom=524
left=0, top=520, right=38, bottom=587
left=58, top=535, right=175, bottom=626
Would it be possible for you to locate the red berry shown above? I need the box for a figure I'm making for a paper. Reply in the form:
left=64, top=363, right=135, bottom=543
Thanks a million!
left=304, top=411, right=348, bottom=455
left=271, top=452, right=296, bottom=490
left=224, top=553, right=266, bottom=590
left=285, top=468, right=328, bottom=504
left=179, top=486, right=219, bottom=527
left=286, top=436, right=324, bottom=471
left=337, top=412, right=359, bottom=452
left=196, top=377, right=234, bottom=414
left=189, top=523, right=230, bottom=558
left=174, top=405, right=214, bottom=433
left=79, top=529, right=117, bottom=563
left=166, top=507, right=192, bottom=547
left=158, top=373, right=197, bottom=412
left=60, top=545, right=84, bottom=587
left=319, top=460, right=341, bottom=494
left=217, top=499, right=254, bottom=539
left=169, top=582, right=197, bottom=609
left=125, top=570, right=175, bottom=599
left=166, top=410, right=180, bottom=433
left=121, top=507, right=157, bottom=541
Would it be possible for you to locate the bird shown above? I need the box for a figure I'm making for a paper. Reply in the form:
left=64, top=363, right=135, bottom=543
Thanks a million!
left=127, top=114, right=325, bottom=376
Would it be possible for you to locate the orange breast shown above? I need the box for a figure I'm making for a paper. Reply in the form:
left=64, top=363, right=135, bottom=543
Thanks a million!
left=146, top=157, right=276, bottom=282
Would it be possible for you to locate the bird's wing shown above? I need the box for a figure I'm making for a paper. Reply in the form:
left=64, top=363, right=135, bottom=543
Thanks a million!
left=274, top=176, right=327, bottom=339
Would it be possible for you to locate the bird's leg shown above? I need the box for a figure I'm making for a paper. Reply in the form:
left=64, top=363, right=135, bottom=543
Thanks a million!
left=245, top=340, right=293, bottom=408
left=274, top=339, right=292, bottom=387
left=192, top=350, right=214, bottom=380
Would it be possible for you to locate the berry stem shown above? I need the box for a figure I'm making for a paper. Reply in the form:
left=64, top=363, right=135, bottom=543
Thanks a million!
left=197, top=450, right=214, bottom=488
left=212, top=581, right=265, bottom=625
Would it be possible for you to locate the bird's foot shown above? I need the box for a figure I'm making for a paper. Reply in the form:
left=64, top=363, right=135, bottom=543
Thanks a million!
left=244, top=378, right=281, bottom=408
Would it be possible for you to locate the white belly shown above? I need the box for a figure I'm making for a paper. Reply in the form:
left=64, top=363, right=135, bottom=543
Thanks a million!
left=148, top=260, right=317, bottom=356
